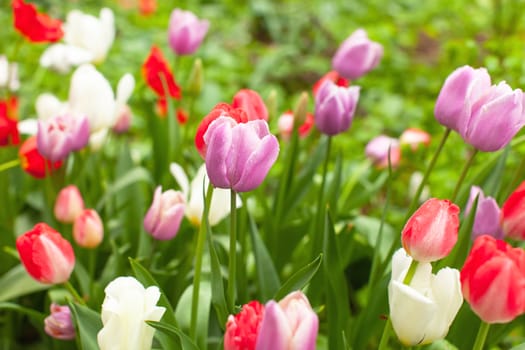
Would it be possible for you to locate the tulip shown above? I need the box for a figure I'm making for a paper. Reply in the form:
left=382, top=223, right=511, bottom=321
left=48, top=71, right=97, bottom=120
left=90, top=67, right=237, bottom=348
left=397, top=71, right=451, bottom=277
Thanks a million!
left=408, top=172, right=430, bottom=203
left=399, top=128, right=431, bottom=151
left=401, top=198, right=460, bottom=263
left=16, top=223, right=75, bottom=284
left=142, top=46, right=181, bottom=100
left=434, top=65, right=525, bottom=152
left=256, top=291, right=318, bottom=350
left=203, top=117, right=279, bottom=192
left=277, top=111, right=314, bottom=140
left=312, top=70, right=348, bottom=96
left=231, top=89, right=269, bottom=122
left=12, top=0, right=64, bottom=43
left=388, top=248, right=463, bottom=345
left=0, top=55, right=20, bottom=91
left=224, top=301, right=265, bottom=350
left=501, top=180, right=525, bottom=240
left=37, top=114, right=90, bottom=161
left=314, top=80, right=360, bottom=136
left=73, top=209, right=104, bottom=248
left=19, top=136, right=62, bottom=179
left=460, top=235, right=525, bottom=323
left=144, top=186, right=185, bottom=240
left=44, top=303, right=75, bottom=340
left=54, top=185, right=85, bottom=224
left=168, top=9, right=209, bottom=55
left=39, top=43, right=93, bottom=74
left=365, top=135, right=401, bottom=168
left=465, top=186, right=503, bottom=239
left=332, top=28, right=383, bottom=80
left=0, top=97, right=20, bottom=146
left=139, top=0, right=157, bottom=16
left=97, top=276, right=166, bottom=350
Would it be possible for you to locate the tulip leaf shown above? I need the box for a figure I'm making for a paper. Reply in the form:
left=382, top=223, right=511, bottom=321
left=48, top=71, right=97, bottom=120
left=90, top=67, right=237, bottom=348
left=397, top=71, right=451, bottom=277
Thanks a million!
left=68, top=302, right=102, bottom=350
left=96, top=167, right=153, bottom=211
left=206, top=228, right=229, bottom=328
left=0, top=264, right=49, bottom=302
left=174, top=282, right=211, bottom=350
left=248, top=212, right=281, bottom=301
left=146, top=321, right=199, bottom=350
left=0, top=302, right=45, bottom=324
left=273, top=254, right=322, bottom=301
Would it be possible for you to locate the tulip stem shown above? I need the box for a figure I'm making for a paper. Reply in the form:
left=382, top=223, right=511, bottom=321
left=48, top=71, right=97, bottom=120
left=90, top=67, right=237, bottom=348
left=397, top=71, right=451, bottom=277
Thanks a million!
left=378, top=318, right=393, bottom=350
left=402, top=260, right=419, bottom=285
left=451, top=149, right=478, bottom=203
left=227, top=190, right=237, bottom=312
left=0, top=159, right=20, bottom=173
left=190, top=184, right=214, bottom=340
left=63, top=281, right=85, bottom=305
left=473, top=321, right=490, bottom=350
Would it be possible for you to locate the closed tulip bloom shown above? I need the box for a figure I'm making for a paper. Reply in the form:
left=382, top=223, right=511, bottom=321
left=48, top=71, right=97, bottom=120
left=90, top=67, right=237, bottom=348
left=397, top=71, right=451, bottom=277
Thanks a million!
left=365, top=135, right=401, bottom=168
left=204, top=117, right=279, bottom=192
left=224, top=301, right=265, bottom=350
left=314, top=80, right=360, bottom=136
left=44, top=303, right=75, bottom=340
left=434, top=65, right=525, bottom=152
left=501, top=180, right=525, bottom=240
left=12, top=0, right=64, bottom=43
left=142, top=46, right=181, bottom=100
left=389, top=249, right=463, bottom=345
left=465, top=186, right=503, bottom=239
left=144, top=186, right=185, bottom=240
left=232, top=89, right=268, bottom=122
left=402, top=198, right=460, bottom=263
left=168, top=9, right=209, bottom=55
left=54, top=185, right=85, bottom=224
left=461, top=235, right=525, bottom=323
left=37, top=114, right=90, bottom=161
left=97, top=276, right=166, bottom=350
left=73, top=209, right=104, bottom=248
left=332, top=28, right=383, bottom=80
left=256, top=291, right=318, bottom=350
left=16, top=223, right=75, bottom=284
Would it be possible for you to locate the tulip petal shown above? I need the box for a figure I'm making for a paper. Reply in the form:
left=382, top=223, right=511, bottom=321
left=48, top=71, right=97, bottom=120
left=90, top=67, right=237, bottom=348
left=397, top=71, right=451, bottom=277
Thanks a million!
left=204, top=117, right=236, bottom=189
left=170, top=162, right=190, bottom=197
left=256, top=301, right=291, bottom=350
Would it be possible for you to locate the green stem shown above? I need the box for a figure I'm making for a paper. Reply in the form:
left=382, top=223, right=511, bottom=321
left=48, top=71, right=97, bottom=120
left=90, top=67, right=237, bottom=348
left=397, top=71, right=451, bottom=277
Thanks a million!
left=472, top=321, right=490, bottom=350
left=227, top=190, right=237, bottom=312
left=402, top=260, right=419, bottom=285
left=63, top=281, right=85, bottom=305
left=451, top=149, right=478, bottom=202
left=0, top=159, right=20, bottom=174
left=189, top=184, right=214, bottom=340
left=378, top=318, right=393, bottom=350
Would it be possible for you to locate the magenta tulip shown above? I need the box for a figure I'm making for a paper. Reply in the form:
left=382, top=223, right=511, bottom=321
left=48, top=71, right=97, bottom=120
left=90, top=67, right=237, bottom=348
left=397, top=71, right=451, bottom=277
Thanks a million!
left=465, top=186, right=503, bottom=239
left=365, top=135, right=401, bottom=168
left=44, top=303, right=75, bottom=340
left=168, top=9, right=209, bottom=55
left=144, top=186, right=185, bottom=240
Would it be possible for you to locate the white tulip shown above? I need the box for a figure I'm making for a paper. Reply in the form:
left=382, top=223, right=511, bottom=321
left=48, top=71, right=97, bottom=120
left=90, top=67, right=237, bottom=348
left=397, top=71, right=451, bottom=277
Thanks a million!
left=97, top=276, right=165, bottom=350
left=0, top=55, right=20, bottom=91
left=40, top=44, right=93, bottom=74
left=170, top=163, right=241, bottom=226
left=388, top=248, right=463, bottom=346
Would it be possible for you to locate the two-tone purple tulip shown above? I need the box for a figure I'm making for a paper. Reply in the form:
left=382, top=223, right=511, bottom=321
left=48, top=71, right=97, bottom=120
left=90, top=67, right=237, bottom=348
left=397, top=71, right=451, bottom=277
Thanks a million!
left=168, top=9, right=209, bottom=55
left=37, top=114, right=89, bottom=161
left=434, top=65, right=525, bottom=152
left=314, top=80, right=360, bottom=136
left=203, top=116, right=279, bottom=192
left=144, top=186, right=185, bottom=240
left=465, top=186, right=503, bottom=239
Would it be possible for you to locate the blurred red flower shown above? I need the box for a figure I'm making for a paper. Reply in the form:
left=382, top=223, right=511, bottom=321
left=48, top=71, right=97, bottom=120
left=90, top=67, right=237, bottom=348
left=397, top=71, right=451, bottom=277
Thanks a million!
left=0, top=97, right=20, bottom=146
left=18, top=136, right=62, bottom=178
left=12, top=0, right=64, bottom=43
left=142, top=46, right=181, bottom=100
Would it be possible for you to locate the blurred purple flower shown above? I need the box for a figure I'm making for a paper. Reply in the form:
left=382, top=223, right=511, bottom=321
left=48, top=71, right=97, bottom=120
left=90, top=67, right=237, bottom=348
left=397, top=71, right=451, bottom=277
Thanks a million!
left=168, top=9, right=209, bottom=55
left=332, top=28, right=383, bottom=80
left=37, top=114, right=89, bottom=161
left=144, top=186, right=185, bottom=240
left=44, top=303, right=75, bottom=340
left=203, top=116, right=279, bottom=192
left=435, top=65, right=525, bottom=152
left=465, top=186, right=503, bottom=239
left=314, top=80, right=360, bottom=136
left=365, top=135, right=401, bottom=168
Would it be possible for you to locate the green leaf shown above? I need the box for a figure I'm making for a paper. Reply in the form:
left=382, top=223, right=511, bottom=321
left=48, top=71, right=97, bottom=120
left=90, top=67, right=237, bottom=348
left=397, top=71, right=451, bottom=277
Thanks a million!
left=0, top=264, right=49, bottom=302
left=68, top=302, right=102, bottom=350
left=0, top=302, right=46, bottom=324
left=206, top=229, right=229, bottom=328
left=426, top=339, right=459, bottom=350
left=274, top=254, right=322, bottom=301
left=175, top=282, right=211, bottom=350
left=96, top=167, right=153, bottom=211
left=146, top=321, right=199, bottom=350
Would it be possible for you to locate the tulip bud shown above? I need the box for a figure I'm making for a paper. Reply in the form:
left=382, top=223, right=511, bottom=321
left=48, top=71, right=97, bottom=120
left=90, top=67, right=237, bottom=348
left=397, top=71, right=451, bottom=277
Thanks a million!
left=402, top=198, right=460, bottom=263
left=293, top=91, right=309, bottom=126
left=465, top=186, right=503, bottom=240
left=501, top=180, right=525, bottom=240
left=44, top=303, right=75, bottom=340
left=54, top=185, right=85, bottom=224
left=365, top=135, right=401, bottom=168
left=186, top=58, right=203, bottom=96
left=224, top=301, right=265, bottom=350
left=16, top=223, right=75, bottom=284
left=144, top=186, right=185, bottom=240
left=168, top=9, right=209, bottom=55
left=73, top=209, right=104, bottom=248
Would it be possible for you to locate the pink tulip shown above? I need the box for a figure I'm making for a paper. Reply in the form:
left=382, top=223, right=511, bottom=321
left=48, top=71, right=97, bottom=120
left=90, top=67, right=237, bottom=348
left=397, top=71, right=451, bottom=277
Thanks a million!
left=256, top=291, right=318, bottom=350
left=73, top=209, right=104, bottom=248
left=224, top=301, right=265, bottom=350
left=365, top=135, right=401, bottom=168
left=144, top=186, right=185, bottom=240
left=168, top=9, right=209, bottom=55
left=54, top=185, right=85, bottom=224
left=402, top=198, right=460, bottom=263
left=37, top=114, right=89, bottom=161
left=277, top=111, right=314, bottom=140
left=44, top=303, right=75, bottom=340
left=332, top=28, right=383, bottom=80
left=204, top=116, right=279, bottom=192
left=399, top=128, right=431, bottom=151
left=465, top=186, right=503, bottom=240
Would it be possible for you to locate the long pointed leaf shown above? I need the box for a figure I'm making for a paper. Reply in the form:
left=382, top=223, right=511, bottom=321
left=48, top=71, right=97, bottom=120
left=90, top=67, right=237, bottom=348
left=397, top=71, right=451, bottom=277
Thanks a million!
left=273, top=254, right=322, bottom=301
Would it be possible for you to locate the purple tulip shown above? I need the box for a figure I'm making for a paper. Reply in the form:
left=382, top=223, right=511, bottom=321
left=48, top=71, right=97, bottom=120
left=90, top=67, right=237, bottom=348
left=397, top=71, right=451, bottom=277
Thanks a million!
left=168, top=9, right=209, bottom=55
left=314, top=80, right=360, bottom=136
left=44, top=303, right=75, bottom=340
left=37, top=114, right=90, bottom=162
left=203, top=116, right=279, bottom=192
left=365, top=135, right=401, bottom=168
left=255, top=291, right=318, bottom=350
left=435, top=65, right=525, bottom=152
left=144, top=186, right=185, bottom=240
left=465, top=186, right=503, bottom=239
left=332, top=28, right=383, bottom=80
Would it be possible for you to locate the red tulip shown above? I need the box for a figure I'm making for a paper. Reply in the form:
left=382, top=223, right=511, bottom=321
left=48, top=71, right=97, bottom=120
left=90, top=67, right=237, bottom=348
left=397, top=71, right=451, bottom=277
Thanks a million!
left=312, top=70, right=349, bottom=96
left=142, top=46, right=181, bottom=100
left=0, top=97, right=20, bottom=146
left=18, top=136, right=62, bottom=179
left=501, top=180, right=525, bottom=240
left=12, top=0, right=64, bottom=43
left=224, top=301, right=265, bottom=350
left=402, top=198, right=460, bottom=263
left=16, top=223, right=75, bottom=284
left=231, top=89, right=268, bottom=122
left=461, top=235, right=525, bottom=323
